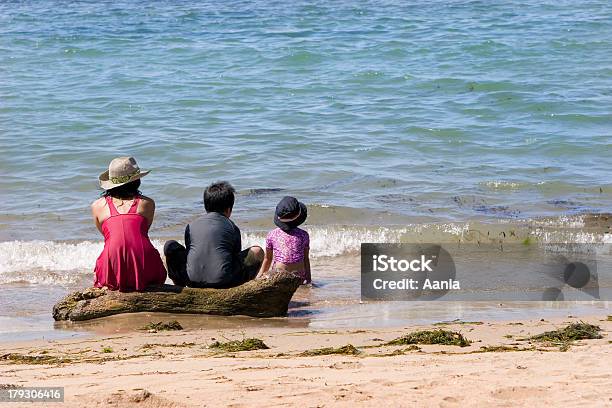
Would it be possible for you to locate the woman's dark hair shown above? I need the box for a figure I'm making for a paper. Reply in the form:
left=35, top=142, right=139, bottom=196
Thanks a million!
left=102, top=179, right=142, bottom=199
left=204, top=181, right=235, bottom=214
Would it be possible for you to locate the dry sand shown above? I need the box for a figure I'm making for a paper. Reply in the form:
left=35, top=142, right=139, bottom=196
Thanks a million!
left=1, top=315, right=611, bottom=407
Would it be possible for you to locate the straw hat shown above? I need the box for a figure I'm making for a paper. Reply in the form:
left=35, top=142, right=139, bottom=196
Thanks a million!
left=99, top=156, right=150, bottom=190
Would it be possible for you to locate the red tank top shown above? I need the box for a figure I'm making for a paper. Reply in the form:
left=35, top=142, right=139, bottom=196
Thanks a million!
left=94, top=196, right=167, bottom=292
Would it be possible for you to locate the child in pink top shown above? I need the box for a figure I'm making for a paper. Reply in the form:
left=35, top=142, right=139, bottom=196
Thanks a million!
left=259, top=196, right=311, bottom=284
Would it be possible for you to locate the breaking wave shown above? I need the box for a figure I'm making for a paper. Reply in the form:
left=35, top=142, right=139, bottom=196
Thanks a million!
left=0, top=216, right=608, bottom=285
left=0, top=227, right=410, bottom=285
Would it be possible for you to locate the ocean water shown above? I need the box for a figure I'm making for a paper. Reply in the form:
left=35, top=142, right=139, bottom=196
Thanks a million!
left=0, top=0, right=611, bottom=339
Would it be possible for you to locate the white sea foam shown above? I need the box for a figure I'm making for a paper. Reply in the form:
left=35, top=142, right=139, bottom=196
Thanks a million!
left=244, top=226, right=413, bottom=258
left=0, top=240, right=166, bottom=285
left=532, top=230, right=605, bottom=245
left=529, top=215, right=586, bottom=229
left=481, top=180, right=525, bottom=190
left=2, top=223, right=605, bottom=285
left=0, top=227, right=414, bottom=285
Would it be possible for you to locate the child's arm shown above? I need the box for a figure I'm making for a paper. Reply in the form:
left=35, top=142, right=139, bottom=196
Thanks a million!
left=303, top=246, right=311, bottom=284
left=258, top=248, right=273, bottom=277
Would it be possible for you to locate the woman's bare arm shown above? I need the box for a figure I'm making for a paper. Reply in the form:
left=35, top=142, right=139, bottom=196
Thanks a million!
left=138, top=196, right=156, bottom=229
left=91, top=198, right=105, bottom=234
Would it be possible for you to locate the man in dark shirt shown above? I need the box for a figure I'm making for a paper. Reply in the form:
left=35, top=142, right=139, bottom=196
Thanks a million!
left=164, top=181, right=264, bottom=288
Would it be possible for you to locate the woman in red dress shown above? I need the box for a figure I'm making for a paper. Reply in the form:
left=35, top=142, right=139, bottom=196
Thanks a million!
left=91, top=157, right=167, bottom=292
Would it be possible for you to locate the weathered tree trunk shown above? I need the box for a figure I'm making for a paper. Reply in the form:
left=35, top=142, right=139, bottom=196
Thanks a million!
left=53, top=272, right=302, bottom=321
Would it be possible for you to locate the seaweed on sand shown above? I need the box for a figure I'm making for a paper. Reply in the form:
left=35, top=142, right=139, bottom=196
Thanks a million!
left=375, top=345, right=421, bottom=357
left=209, top=338, right=269, bottom=352
left=529, top=322, right=602, bottom=351
left=300, top=344, right=360, bottom=357
left=478, top=345, right=534, bottom=353
left=530, top=322, right=602, bottom=342
left=0, top=353, right=72, bottom=365
left=386, top=329, right=471, bottom=347
left=140, top=342, right=196, bottom=350
left=2, top=352, right=149, bottom=366
left=141, top=320, right=183, bottom=332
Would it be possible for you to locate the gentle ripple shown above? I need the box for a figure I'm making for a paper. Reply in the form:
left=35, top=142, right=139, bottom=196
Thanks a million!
left=1, top=0, right=611, bottom=241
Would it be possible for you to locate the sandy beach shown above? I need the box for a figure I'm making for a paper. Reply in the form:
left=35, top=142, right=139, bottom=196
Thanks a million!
left=1, top=314, right=610, bottom=407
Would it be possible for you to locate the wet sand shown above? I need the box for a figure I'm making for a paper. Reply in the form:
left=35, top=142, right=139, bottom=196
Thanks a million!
left=1, top=315, right=610, bottom=407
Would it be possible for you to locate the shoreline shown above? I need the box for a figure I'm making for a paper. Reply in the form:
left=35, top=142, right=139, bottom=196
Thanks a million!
left=2, top=299, right=611, bottom=345
left=0, top=294, right=612, bottom=349
left=1, top=314, right=610, bottom=407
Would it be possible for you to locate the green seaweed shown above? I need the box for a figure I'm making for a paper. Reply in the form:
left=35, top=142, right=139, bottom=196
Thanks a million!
left=373, top=346, right=421, bottom=357
left=529, top=322, right=602, bottom=351
left=140, top=342, right=196, bottom=350
left=101, top=346, right=113, bottom=353
left=389, top=345, right=420, bottom=355
left=141, top=320, right=183, bottom=331
left=522, top=236, right=535, bottom=246
left=530, top=322, right=602, bottom=343
left=2, top=351, right=153, bottom=366
left=209, top=338, right=269, bottom=352
left=300, top=344, right=360, bottom=357
left=386, top=329, right=471, bottom=347
left=478, top=345, right=534, bottom=353
left=1, top=353, right=72, bottom=365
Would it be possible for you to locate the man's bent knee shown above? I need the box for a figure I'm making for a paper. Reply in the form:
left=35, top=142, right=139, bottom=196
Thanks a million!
left=164, top=240, right=182, bottom=256
left=246, top=246, right=264, bottom=264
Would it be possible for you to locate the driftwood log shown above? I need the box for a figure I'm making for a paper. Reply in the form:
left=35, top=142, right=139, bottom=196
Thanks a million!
left=53, top=272, right=302, bottom=321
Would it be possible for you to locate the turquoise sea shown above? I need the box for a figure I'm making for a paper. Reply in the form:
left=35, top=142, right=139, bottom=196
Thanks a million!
left=0, top=1, right=610, bottom=340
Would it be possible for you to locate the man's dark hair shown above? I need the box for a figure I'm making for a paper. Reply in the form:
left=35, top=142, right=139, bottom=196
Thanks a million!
left=204, top=181, right=235, bottom=214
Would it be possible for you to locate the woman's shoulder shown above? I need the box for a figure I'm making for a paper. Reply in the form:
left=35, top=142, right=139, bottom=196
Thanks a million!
left=138, top=194, right=155, bottom=204
left=138, top=195, right=155, bottom=209
left=91, top=196, right=107, bottom=209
